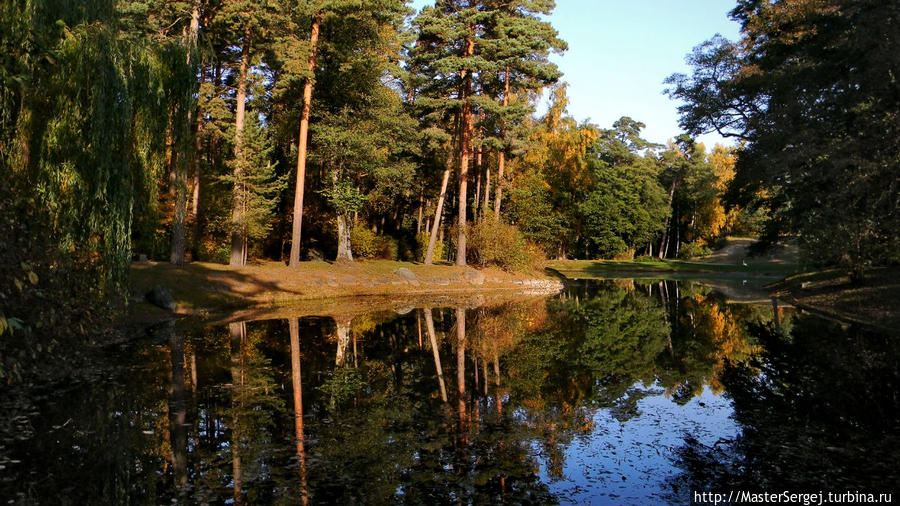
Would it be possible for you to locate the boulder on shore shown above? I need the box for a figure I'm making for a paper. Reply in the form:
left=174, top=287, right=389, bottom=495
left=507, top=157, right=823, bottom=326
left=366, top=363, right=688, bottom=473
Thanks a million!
left=145, top=285, right=176, bottom=311
left=393, top=267, right=418, bottom=281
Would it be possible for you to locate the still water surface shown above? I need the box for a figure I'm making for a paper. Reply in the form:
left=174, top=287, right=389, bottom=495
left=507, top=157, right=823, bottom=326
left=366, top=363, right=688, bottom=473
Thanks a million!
left=4, top=279, right=898, bottom=504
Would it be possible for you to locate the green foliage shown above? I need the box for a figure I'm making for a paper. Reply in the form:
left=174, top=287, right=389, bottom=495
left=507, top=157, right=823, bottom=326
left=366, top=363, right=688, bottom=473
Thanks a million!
left=221, top=113, right=285, bottom=243
left=318, top=367, right=367, bottom=405
left=677, top=242, right=712, bottom=260
left=350, top=226, right=400, bottom=260
left=350, top=226, right=379, bottom=259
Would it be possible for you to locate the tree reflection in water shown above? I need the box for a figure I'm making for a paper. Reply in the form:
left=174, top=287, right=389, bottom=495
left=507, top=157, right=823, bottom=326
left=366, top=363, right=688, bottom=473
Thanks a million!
left=670, top=316, right=900, bottom=494
left=4, top=279, right=896, bottom=504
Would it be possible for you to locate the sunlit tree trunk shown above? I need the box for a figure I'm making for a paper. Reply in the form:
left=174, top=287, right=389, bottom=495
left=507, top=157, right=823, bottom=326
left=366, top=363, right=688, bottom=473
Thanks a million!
left=289, top=14, right=322, bottom=268
left=474, top=126, right=482, bottom=222
left=230, top=24, right=252, bottom=267
left=425, top=152, right=453, bottom=264
left=493, top=66, right=510, bottom=220
left=456, top=37, right=475, bottom=266
left=482, top=158, right=491, bottom=218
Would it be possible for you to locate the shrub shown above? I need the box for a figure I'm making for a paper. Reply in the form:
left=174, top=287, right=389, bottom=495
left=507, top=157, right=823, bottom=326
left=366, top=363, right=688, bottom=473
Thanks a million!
left=467, top=219, right=545, bottom=271
left=678, top=242, right=712, bottom=260
left=415, top=231, right=444, bottom=263
left=350, top=226, right=379, bottom=259
left=377, top=236, right=399, bottom=261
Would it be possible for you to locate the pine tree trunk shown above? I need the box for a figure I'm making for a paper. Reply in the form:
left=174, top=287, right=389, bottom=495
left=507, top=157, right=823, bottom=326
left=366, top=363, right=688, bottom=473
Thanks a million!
left=416, top=187, right=424, bottom=234
left=425, top=153, right=453, bottom=264
left=474, top=165, right=481, bottom=222
left=456, top=38, right=475, bottom=266
left=170, top=0, right=202, bottom=266
left=483, top=164, right=491, bottom=217
left=190, top=119, right=202, bottom=259
left=230, top=24, right=252, bottom=267
left=289, top=14, right=322, bottom=268
left=493, top=66, right=510, bottom=220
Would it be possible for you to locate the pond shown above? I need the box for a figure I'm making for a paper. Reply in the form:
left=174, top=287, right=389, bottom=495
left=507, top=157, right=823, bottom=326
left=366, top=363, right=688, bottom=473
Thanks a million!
left=3, top=279, right=898, bottom=504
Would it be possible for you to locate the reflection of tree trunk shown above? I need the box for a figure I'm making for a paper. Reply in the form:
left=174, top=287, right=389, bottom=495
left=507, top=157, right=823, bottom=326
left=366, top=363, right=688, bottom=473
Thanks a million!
left=771, top=298, right=781, bottom=332
left=493, top=347, right=502, bottom=417
left=288, top=319, right=309, bottom=505
left=424, top=308, right=448, bottom=403
left=229, top=321, right=246, bottom=503
left=416, top=311, right=423, bottom=349
left=168, top=326, right=188, bottom=492
left=335, top=317, right=351, bottom=367
left=456, top=308, right=467, bottom=435
left=473, top=356, right=479, bottom=394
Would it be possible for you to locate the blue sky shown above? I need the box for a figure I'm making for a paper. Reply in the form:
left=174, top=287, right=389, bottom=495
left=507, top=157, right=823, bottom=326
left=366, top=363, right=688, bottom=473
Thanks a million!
left=409, top=0, right=741, bottom=148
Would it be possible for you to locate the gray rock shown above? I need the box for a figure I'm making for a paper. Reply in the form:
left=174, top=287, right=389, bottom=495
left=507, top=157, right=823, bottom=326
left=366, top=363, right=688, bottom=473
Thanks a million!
left=463, top=269, right=485, bottom=285
left=138, top=254, right=148, bottom=262
left=145, top=285, right=176, bottom=311
left=393, top=267, right=418, bottom=281
left=431, top=277, right=451, bottom=286
left=305, top=248, right=325, bottom=262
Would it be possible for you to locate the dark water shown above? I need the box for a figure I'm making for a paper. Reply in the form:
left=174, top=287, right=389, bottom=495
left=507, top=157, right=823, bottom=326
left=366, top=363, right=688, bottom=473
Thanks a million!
left=3, top=280, right=899, bottom=504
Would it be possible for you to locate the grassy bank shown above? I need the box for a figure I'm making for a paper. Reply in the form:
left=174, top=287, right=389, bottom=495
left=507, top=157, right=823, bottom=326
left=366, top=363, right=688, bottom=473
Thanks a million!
left=547, top=257, right=799, bottom=279
left=129, top=260, right=562, bottom=321
left=769, top=267, right=900, bottom=331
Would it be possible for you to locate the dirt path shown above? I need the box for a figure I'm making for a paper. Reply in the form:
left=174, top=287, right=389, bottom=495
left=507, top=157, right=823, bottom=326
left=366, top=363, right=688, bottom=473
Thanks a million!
left=698, top=237, right=798, bottom=266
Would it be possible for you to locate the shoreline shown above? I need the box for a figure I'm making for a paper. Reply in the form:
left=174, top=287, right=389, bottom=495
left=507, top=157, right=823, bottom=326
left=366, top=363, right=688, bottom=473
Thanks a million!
left=128, top=259, right=898, bottom=332
left=128, top=260, right=564, bottom=324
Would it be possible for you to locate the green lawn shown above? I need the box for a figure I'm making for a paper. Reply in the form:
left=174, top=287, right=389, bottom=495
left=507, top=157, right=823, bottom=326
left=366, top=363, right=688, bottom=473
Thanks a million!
left=547, top=257, right=799, bottom=279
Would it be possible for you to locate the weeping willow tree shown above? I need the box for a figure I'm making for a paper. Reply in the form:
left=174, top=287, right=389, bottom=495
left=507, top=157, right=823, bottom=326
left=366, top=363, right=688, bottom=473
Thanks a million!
left=1, top=0, right=196, bottom=289
left=0, top=0, right=197, bottom=382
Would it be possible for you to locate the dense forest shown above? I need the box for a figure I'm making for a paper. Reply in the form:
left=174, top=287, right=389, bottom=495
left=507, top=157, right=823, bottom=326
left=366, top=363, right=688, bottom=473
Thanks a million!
left=1, top=1, right=898, bottom=378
